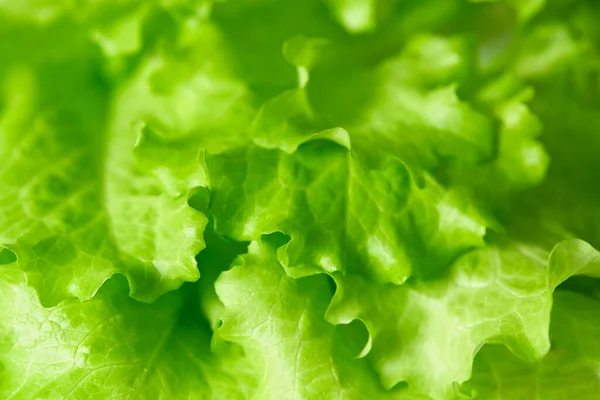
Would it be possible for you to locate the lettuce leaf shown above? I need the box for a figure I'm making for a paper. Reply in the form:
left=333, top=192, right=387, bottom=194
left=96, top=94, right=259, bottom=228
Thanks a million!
left=207, top=141, right=486, bottom=282
left=0, top=259, right=256, bottom=399
left=1, top=0, right=600, bottom=398
left=461, top=290, right=600, bottom=399
left=215, top=238, right=398, bottom=399
left=0, top=64, right=206, bottom=306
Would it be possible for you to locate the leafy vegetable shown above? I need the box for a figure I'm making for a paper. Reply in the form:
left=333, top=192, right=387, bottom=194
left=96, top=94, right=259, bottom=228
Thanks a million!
left=1, top=0, right=600, bottom=398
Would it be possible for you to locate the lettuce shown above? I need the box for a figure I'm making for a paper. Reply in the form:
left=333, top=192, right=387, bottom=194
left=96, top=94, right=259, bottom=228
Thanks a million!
left=1, top=0, right=600, bottom=398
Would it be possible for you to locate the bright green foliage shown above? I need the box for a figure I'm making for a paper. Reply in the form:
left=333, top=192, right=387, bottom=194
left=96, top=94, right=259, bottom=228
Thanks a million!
left=1, top=0, right=600, bottom=398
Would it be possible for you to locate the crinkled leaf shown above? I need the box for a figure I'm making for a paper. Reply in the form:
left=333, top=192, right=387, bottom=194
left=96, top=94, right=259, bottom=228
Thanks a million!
left=326, top=239, right=596, bottom=398
left=125, top=21, right=256, bottom=193
left=215, top=239, right=412, bottom=399
left=0, top=63, right=206, bottom=306
left=305, top=34, right=494, bottom=172
left=207, top=140, right=486, bottom=283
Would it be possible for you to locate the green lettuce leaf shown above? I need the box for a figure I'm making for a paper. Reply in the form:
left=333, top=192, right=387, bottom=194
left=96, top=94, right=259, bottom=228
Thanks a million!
left=0, top=259, right=257, bottom=399
left=215, top=238, right=421, bottom=399
left=1, top=0, right=599, bottom=398
left=326, top=239, right=600, bottom=398
left=122, top=20, right=256, bottom=195
left=207, top=140, right=487, bottom=282
left=0, top=63, right=206, bottom=306
left=301, top=33, right=495, bottom=173
left=461, top=290, right=600, bottom=399
left=272, top=33, right=548, bottom=224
